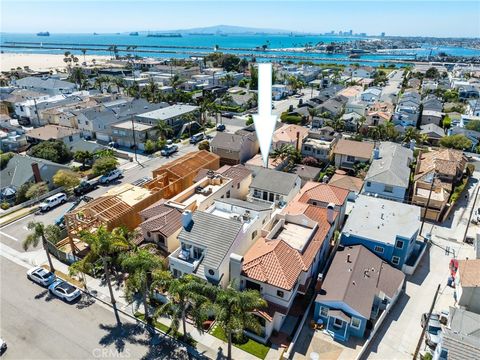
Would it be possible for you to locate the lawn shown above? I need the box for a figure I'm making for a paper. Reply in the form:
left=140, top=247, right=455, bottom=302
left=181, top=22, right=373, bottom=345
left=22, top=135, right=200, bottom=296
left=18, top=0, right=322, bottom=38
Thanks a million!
left=134, top=312, right=196, bottom=346
left=210, top=325, right=270, bottom=359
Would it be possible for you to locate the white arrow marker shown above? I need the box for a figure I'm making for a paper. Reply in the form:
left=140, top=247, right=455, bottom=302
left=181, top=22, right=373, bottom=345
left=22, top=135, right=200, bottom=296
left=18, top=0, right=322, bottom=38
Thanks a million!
left=253, top=63, right=277, bottom=168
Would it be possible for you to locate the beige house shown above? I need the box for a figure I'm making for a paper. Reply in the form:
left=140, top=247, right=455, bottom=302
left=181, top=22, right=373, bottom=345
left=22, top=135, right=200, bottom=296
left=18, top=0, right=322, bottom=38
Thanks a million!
left=412, top=148, right=467, bottom=221
left=332, top=139, right=373, bottom=170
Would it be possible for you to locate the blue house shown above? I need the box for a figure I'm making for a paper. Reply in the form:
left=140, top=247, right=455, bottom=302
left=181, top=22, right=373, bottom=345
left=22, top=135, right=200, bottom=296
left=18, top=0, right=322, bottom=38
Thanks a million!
left=341, top=195, right=421, bottom=272
left=314, top=245, right=405, bottom=341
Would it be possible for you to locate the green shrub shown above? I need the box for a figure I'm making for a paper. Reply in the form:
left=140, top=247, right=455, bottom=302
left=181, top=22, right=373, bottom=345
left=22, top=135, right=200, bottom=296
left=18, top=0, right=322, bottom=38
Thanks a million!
left=1, top=202, right=10, bottom=210
left=92, top=156, right=118, bottom=176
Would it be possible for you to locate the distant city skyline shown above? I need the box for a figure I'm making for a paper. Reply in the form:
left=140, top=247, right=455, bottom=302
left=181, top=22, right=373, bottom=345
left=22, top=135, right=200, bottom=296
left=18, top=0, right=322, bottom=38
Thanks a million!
left=1, top=1, right=479, bottom=38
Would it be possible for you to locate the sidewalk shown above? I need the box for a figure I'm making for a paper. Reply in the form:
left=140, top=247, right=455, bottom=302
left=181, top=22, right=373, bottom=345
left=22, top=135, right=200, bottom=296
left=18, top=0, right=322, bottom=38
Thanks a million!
left=1, top=244, right=266, bottom=360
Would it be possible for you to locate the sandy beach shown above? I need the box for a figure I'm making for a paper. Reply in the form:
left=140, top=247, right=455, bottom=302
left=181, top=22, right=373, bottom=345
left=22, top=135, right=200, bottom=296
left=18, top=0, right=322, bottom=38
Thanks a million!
left=0, top=53, right=111, bottom=72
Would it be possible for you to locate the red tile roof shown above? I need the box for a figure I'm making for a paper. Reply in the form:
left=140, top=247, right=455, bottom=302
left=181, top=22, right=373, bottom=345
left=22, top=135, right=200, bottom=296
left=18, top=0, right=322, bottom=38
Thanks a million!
left=242, top=202, right=334, bottom=290
left=297, top=182, right=349, bottom=206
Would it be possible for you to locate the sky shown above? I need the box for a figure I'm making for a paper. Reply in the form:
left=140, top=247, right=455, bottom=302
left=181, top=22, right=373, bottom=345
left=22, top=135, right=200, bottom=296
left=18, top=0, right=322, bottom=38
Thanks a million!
left=1, top=1, right=479, bottom=38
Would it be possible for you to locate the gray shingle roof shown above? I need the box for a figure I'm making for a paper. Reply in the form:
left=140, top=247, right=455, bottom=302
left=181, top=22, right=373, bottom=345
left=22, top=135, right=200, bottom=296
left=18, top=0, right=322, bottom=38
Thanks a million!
left=365, top=142, right=413, bottom=188
left=16, top=76, right=75, bottom=90
left=316, top=245, right=405, bottom=318
left=179, top=211, right=243, bottom=271
left=0, top=154, right=69, bottom=190
left=211, top=132, right=246, bottom=152
left=250, top=168, right=299, bottom=195
left=442, top=307, right=480, bottom=360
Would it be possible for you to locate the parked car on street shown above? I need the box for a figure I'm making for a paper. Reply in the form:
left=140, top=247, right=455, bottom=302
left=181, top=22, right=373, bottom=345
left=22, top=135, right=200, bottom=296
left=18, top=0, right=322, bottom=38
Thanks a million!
left=99, top=169, right=122, bottom=184
left=48, top=279, right=81, bottom=302
left=160, top=144, right=178, bottom=156
left=216, top=124, right=226, bottom=132
left=39, top=193, right=67, bottom=212
left=425, top=317, right=443, bottom=349
left=74, top=179, right=98, bottom=196
left=190, top=133, right=205, bottom=144
left=27, top=267, right=56, bottom=287
left=421, top=311, right=448, bottom=328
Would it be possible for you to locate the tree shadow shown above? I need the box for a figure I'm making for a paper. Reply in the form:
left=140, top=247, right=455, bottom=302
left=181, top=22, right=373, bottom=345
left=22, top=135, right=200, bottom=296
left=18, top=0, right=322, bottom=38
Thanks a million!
left=76, top=294, right=96, bottom=309
left=98, top=322, right=149, bottom=353
left=35, top=289, right=55, bottom=302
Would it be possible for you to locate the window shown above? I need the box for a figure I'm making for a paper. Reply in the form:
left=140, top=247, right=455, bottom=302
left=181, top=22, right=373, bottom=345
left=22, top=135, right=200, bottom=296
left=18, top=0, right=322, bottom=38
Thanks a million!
left=85, top=120, right=89, bottom=125
left=333, top=318, right=344, bottom=328
left=366, top=181, right=371, bottom=187
left=320, top=306, right=329, bottom=317
left=157, top=234, right=166, bottom=245
left=374, top=246, right=384, bottom=254
left=351, top=317, right=361, bottom=329
left=252, top=230, right=258, bottom=240
left=226, top=190, right=231, bottom=198
left=392, top=256, right=400, bottom=265
left=277, top=290, right=284, bottom=298
left=147, top=231, right=151, bottom=238
left=346, top=155, right=355, bottom=162
left=237, top=183, right=240, bottom=189
left=68, top=136, right=73, bottom=142
left=395, top=240, right=404, bottom=249
left=384, top=185, right=394, bottom=193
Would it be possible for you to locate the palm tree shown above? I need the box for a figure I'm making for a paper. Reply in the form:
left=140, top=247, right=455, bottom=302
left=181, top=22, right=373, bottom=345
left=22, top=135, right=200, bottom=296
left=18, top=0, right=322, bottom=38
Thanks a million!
left=270, top=144, right=293, bottom=164
left=121, top=247, right=166, bottom=325
left=154, top=275, right=211, bottom=341
left=81, top=49, right=87, bottom=63
left=23, top=222, right=62, bottom=272
left=307, top=107, right=320, bottom=123
left=153, top=121, right=174, bottom=140
left=368, top=126, right=382, bottom=141
left=356, top=116, right=366, bottom=134
left=221, top=74, right=235, bottom=88
left=213, top=283, right=267, bottom=360
left=420, top=133, right=430, bottom=145
left=403, top=127, right=420, bottom=144
left=75, top=226, right=130, bottom=323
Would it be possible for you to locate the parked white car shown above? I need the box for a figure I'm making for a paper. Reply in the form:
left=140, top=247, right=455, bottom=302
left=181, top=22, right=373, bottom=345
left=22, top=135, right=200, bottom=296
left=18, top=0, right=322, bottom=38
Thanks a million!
left=48, top=279, right=81, bottom=302
left=27, top=267, right=56, bottom=287
left=99, top=169, right=123, bottom=184
left=39, top=193, right=67, bottom=212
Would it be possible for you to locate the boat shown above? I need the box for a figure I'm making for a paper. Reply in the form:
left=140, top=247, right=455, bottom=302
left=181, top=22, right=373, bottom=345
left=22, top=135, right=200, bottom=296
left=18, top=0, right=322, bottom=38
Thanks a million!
left=37, top=31, right=50, bottom=36
left=130, top=32, right=139, bottom=36
left=147, top=33, right=182, bottom=38
left=349, top=53, right=361, bottom=59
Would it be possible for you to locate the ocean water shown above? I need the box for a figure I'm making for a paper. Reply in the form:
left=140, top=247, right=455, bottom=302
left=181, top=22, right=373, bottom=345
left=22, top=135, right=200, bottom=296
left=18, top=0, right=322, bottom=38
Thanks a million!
left=1, top=33, right=479, bottom=67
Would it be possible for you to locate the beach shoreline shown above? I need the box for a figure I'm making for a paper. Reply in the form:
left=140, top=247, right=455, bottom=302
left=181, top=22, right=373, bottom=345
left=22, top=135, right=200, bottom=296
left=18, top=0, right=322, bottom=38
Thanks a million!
left=0, top=53, right=111, bottom=72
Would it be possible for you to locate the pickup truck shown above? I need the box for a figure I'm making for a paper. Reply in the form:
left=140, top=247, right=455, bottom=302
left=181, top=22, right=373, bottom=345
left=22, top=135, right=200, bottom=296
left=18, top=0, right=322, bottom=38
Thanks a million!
left=74, top=179, right=98, bottom=196
left=99, top=169, right=123, bottom=184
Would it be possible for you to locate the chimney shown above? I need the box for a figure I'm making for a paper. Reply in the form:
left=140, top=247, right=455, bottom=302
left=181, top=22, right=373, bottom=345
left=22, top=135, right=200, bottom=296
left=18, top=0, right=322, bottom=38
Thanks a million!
left=229, top=253, right=244, bottom=290
left=373, top=146, right=380, bottom=160
left=31, top=163, right=42, bottom=183
left=327, top=203, right=335, bottom=224
left=182, top=210, right=193, bottom=229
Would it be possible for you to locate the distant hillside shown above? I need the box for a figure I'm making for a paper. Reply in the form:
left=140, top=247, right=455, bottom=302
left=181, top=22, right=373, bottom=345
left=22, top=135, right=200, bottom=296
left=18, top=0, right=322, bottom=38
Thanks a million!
left=139, top=25, right=295, bottom=35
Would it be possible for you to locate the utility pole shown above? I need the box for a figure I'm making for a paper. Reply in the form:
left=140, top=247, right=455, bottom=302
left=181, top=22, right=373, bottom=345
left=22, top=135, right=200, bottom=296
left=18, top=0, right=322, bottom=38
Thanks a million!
left=412, top=284, right=441, bottom=360
left=131, top=115, right=138, bottom=164
left=419, top=172, right=437, bottom=238
left=463, top=184, right=480, bottom=243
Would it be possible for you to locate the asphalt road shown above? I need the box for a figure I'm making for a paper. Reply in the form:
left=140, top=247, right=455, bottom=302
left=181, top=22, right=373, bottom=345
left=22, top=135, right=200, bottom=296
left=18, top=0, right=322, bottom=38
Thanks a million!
left=0, top=257, right=193, bottom=360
